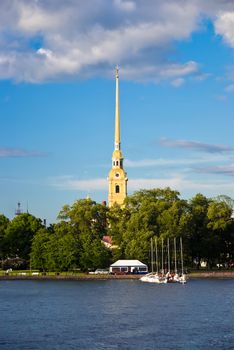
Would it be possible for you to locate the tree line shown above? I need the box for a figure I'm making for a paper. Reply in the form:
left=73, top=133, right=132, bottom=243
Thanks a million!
left=0, top=188, right=233, bottom=271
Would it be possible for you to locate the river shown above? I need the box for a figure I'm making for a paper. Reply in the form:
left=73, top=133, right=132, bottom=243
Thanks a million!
left=0, top=279, right=233, bottom=349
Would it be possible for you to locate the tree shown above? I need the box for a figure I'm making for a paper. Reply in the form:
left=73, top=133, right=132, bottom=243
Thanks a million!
left=0, top=214, right=10, bottom=259
left=58, top=198, right=108, bottom=238
left=114, top=188, right=188, bottom=265
left=186, top=194, right=210, bottom=267
left=30, top=228, right=51, bottom=271
left=57, top=198, right=110, bottom=271
left=206, top=200, right=232, bottom=266
left=79, top=233, right=111, bottom=271
left=4, top=213, right=43, bottom=261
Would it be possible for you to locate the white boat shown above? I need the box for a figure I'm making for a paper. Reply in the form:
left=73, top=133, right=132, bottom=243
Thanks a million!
left=140, top=273, right=167, bottom=284
left=179, top=237, right=187, bottom=284
left=140, top=238, right=167, bottom=284
left=140, top=236, right=187, bottom=284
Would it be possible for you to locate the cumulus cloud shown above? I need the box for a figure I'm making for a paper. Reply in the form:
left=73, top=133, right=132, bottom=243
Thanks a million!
left=215, top=11, right=234, bottom=48
left=0, top=0, right=209, bottom=82
left=0, top=1, right=233, bottom=83
left=0, top=148, right=46, bottom=157
left=160, top=138, right=234, bottom=153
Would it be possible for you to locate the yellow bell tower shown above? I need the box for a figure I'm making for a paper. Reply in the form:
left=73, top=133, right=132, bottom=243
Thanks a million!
left=108, top=67, right=128, bottom=207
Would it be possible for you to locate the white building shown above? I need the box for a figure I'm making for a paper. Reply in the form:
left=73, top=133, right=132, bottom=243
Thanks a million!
left=109, top=260, right=148, bottom=274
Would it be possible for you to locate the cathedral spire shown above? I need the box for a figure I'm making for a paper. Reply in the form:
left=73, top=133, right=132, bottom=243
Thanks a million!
left=115, top=65, right=120, bottom=150
left=108, top=66, right=128, bottom=207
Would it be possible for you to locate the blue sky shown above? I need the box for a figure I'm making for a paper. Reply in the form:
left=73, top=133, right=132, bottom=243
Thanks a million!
left=1, top=0, right=234, bottom=223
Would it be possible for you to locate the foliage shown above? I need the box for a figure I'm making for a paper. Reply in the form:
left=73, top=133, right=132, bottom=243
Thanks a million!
left=4, top=213, right=43, bottom=261
left=1, top=189, right=234, bottom=271
left=0, top=214, right=10, bottom=259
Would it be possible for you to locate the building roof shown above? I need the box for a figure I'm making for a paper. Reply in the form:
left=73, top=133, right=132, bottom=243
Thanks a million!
left=102, top=235, right=113, bottom=245
left=110, top=259, right=147, bottom=267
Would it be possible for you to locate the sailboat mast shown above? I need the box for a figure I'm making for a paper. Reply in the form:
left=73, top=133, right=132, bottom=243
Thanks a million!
left=155, top=237, right=158, bottom=274
left=174, top=237, right=177, bottom=274
left=180, top=237, right=184, bottom=275
left=167, top=237, right=170, bottom=274
left=151, top=237, right=154, bottom=273
left=161, top=238, right=164, bottom=274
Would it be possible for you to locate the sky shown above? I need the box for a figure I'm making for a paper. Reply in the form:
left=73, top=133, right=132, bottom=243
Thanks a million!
left=1, top=0, right=234, bottom=223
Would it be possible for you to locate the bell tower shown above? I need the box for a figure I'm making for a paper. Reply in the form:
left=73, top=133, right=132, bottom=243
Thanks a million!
left=108, top=67, right=128, bottom=207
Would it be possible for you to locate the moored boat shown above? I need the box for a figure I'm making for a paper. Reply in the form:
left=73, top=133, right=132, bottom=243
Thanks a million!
left=140, top=236, right=187, bottom=284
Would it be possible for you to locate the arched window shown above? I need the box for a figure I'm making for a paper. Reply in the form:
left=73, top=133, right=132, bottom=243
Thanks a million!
left=116, top=161, right=119, bottom=166
left=115, top=185, right=120, bottom=193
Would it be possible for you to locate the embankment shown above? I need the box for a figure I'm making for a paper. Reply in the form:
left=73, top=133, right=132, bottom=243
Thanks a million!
left=0, top=271, right=234, bottom=281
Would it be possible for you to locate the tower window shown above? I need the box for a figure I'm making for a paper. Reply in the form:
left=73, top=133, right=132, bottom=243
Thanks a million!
left=116, top=161, right=119, bottom=166
left=115, top=185, right=120, bottom=193
left=113, top=161, right=115, bottom=166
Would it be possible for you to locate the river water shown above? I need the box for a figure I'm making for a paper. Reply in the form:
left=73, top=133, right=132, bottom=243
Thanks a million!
left=0, top=279, right=233, bottom=350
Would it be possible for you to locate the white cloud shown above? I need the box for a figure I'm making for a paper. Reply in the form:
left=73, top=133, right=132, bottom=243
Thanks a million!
left=215, top=11, right=234, bottom=48
left=171, top=78, right=185, bottom=87
left=50, top=174, right=234, bottom=199
left=0, top=1, right=234, bottom=82
left=0, top=0, right=203, bottom=82
left=129, top=177, right=183, bottom=191
left=51, top=176, right=107, bottom=191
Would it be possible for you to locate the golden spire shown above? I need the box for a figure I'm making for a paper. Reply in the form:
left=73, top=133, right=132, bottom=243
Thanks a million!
left=108, top=66, right=128, bottom=207
left=115, top=65, right=120, bottom=150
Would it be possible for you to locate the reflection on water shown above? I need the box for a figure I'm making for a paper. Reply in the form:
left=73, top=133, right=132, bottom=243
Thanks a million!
left=0, top=279, right=234, bottom=350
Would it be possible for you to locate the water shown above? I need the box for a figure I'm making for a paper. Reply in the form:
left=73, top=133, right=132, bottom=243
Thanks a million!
left=0, top=279, right=233, bottom=350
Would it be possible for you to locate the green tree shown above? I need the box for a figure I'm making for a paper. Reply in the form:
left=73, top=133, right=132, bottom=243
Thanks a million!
left=30, top=228, right=51, bottom=271
left=79, top=233, right=111, bottom=271
left=58, top=198, right=108, bottom=238
left=117, top=188, right=188, bottom=265
left=206, top=200, right=232, bottom=267
left=186, top=194, right=210, bottom=267
left=0, top=214, right=10, bottom=259
left=57, top=198, right=110, bottom=271
left=4, top=213, right=43, bottom=261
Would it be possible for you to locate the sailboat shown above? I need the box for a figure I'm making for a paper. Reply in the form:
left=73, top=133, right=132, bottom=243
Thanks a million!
left=140, top=236, right=187, bottom=284
left=179, top=237, right=186, bottom=284
left=140, top=238, right=167, bottom=284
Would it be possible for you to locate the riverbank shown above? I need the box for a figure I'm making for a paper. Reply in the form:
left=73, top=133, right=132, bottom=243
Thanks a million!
left=0, top=271, right=234, bottom=280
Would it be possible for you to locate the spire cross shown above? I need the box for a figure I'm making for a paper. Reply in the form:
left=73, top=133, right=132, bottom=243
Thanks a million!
left=116, top=65, right=119, bottom=78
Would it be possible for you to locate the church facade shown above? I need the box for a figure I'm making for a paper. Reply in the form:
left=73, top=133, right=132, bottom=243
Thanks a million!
left=108, top=67, right=128, bottom=207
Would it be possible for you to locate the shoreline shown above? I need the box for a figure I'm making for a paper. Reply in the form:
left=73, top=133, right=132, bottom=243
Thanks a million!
left=1, top=271, right=234, bottom=281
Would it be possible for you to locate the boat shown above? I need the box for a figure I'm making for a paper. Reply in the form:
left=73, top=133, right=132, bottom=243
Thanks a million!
left=140, top=237, right=167, bottom=284
left=178, top=237, right=186, bottom=284
left=140, top=236, right=187, bottom=284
